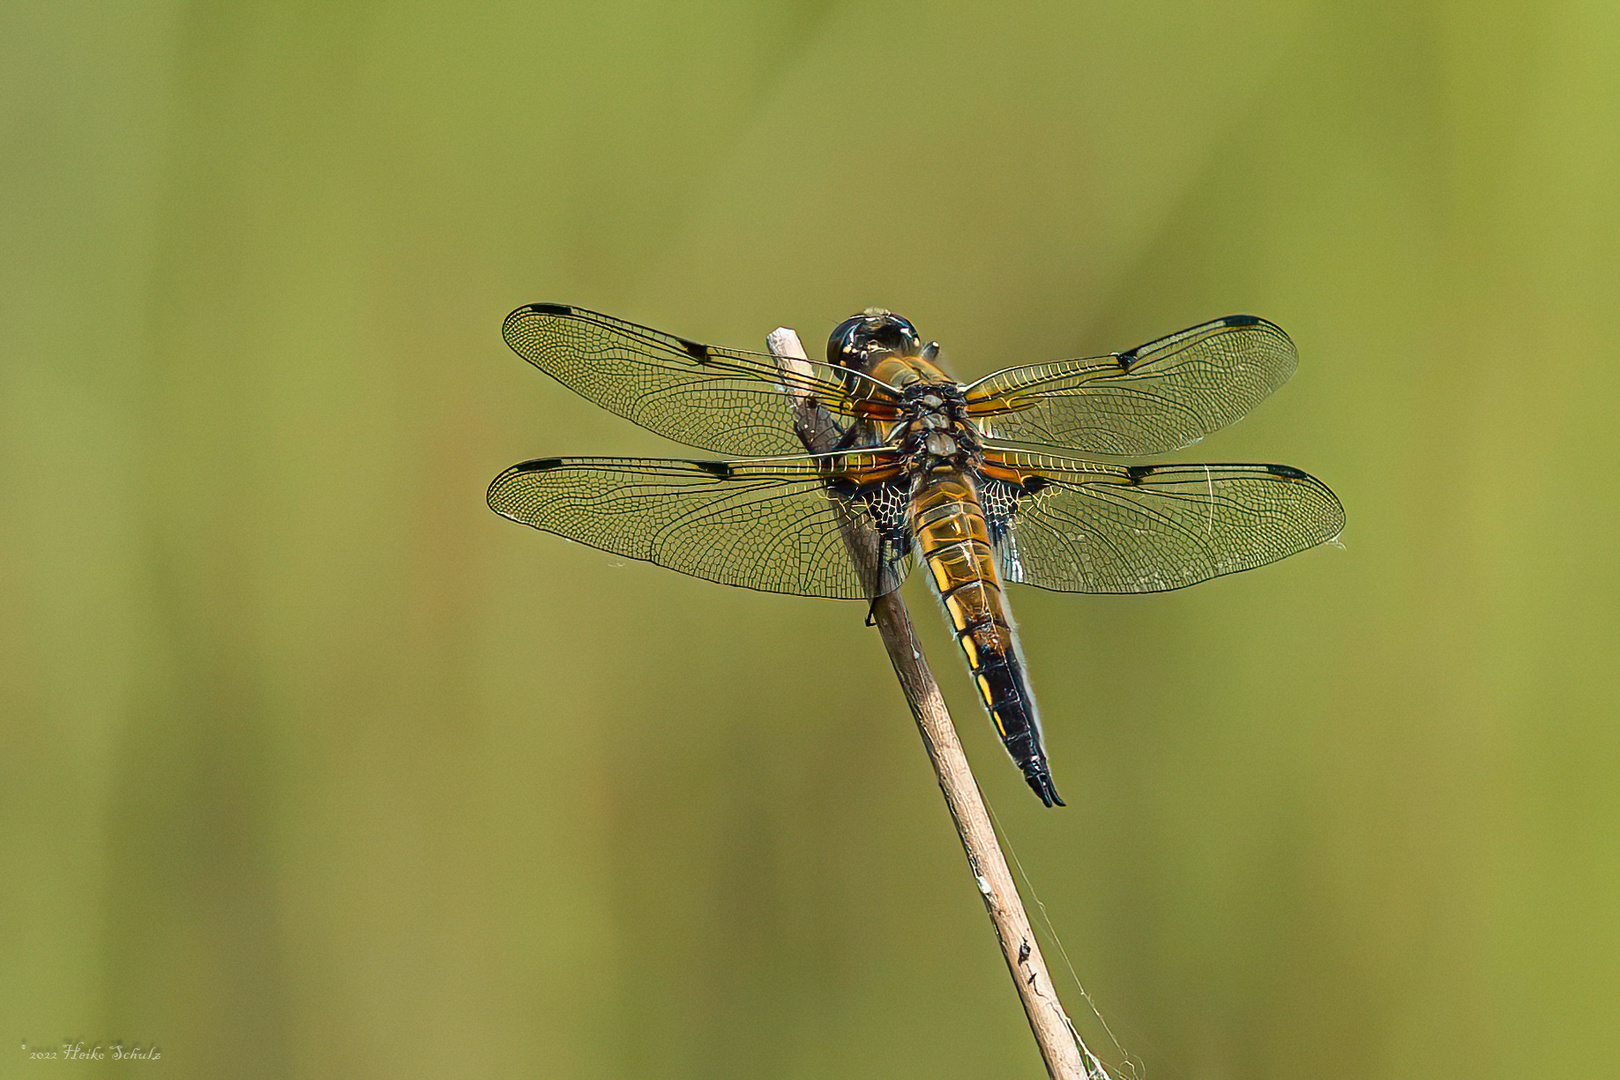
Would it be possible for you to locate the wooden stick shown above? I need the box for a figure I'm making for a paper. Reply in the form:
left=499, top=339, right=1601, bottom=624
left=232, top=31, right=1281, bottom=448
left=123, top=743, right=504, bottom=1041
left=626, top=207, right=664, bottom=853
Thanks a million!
left=767, top=326, right=1100, bottom=1080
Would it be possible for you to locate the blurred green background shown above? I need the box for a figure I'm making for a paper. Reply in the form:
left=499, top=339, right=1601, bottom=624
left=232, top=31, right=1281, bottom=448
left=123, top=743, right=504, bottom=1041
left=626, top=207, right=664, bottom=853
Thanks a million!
left=4, top=1, right=1618, bottom=1077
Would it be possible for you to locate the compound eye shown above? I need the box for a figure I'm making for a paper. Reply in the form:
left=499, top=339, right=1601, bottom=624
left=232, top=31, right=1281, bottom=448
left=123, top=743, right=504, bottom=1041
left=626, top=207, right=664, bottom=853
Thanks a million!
left=827, top=314, right=870, bottom=369
left=826, top=311, right=922, bottom=371
left=886, top=317, right=921, bottom=355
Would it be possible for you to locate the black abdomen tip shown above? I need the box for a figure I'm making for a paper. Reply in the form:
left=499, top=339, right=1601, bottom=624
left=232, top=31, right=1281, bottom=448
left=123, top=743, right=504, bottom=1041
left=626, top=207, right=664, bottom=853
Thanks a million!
left=1024, top=767, right=1065, bottom=807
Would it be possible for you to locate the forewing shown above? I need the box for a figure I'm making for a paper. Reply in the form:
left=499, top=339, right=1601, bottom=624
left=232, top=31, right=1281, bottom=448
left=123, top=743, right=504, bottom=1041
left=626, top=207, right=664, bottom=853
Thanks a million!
left=963, top=315, right=1298, bottom=455
left=978, top=447, right=1343, bottom=593
left=503, top=304, right=872, bottom=456
left=487, top=453, right=913, bottom=599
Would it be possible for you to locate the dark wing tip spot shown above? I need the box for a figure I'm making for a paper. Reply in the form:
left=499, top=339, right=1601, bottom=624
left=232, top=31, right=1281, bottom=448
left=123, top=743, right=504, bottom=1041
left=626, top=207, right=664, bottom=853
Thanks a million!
left=1223, top=314, right=1263, bottom=327
left=676, top=335, right=711, bottom=363
left=503, top=303, right=573, bottom=339
left=516, top=457, right=565, bottom=472
left=1268, top=464, right=1308, bottom=479
left=692, top=460, right=733, bottom=479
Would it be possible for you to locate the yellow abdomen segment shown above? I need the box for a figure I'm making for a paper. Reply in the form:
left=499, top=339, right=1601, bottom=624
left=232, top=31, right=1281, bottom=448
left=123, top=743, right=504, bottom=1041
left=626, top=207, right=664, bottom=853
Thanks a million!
left=911, top=473, right=1063, bottom=806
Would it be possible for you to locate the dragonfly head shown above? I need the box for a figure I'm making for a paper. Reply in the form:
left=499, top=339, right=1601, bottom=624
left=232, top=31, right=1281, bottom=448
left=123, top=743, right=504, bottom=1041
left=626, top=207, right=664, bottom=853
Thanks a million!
left=827, top=309, right=922, bottom=376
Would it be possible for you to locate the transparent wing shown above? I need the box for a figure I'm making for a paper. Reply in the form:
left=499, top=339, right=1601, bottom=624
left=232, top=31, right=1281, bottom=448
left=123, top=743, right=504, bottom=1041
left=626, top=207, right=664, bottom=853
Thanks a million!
left=977, top=447, right=1343, bottom=594
left=487, top=453, right=914, bottom=599
left=963, top=315, right=1298, bottom=455
left=503, top=304, right=885, bottom=456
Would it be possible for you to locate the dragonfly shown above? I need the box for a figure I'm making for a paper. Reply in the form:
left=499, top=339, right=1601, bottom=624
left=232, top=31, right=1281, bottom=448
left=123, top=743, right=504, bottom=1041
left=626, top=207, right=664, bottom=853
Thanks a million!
left=488, top=304, right=1344, bottom=806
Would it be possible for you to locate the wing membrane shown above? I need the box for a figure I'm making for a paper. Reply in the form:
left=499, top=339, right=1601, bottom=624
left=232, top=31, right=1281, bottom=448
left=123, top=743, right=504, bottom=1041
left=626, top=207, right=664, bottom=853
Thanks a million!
left=487, top=453, right=913, bottom=599
left=964, top=315, right=1298, bottom=455
left=979, top=447, right=1343, bottom=593
left=503, top=304, right=882, bottom=456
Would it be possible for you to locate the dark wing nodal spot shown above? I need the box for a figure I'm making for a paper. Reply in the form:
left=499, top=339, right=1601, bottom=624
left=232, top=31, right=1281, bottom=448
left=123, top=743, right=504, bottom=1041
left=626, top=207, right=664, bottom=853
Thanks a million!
left=1125, top=464, right=1154, bottom=483
left=527, top=302, right=572, bottom=316
left=1224, top=313, right=1262, bottom=327
left=519, top=457, right=564, bottom=472
left=1113, top=348, right=1138, bottom=370
left=693, top=460, right=732, bottom=479
left=676, top=336, right=711, bottom=363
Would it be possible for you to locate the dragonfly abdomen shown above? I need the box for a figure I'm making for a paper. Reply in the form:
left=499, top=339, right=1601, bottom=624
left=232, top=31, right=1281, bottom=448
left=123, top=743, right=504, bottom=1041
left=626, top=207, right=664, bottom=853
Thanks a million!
left=911, top=475, right=1064, bottom=807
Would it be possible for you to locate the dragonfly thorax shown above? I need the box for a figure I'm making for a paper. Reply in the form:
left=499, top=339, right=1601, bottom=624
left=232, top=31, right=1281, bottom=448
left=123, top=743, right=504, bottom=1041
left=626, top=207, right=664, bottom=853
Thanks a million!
left=895, top=381, right=980, bottom=470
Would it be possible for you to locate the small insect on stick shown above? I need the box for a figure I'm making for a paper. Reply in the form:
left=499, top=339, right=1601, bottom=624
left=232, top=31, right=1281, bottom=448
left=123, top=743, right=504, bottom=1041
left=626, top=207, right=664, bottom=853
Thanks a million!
left=767, top=325, right=1101, bottom=1080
